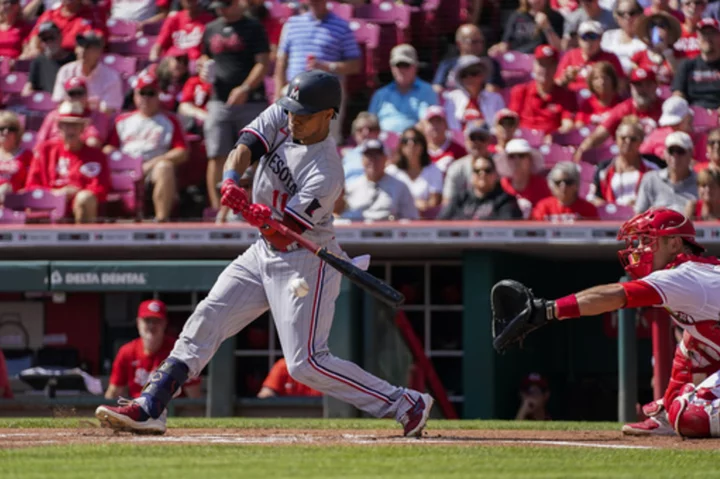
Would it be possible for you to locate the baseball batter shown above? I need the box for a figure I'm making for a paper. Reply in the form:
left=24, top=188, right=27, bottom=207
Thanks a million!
left=96, top=70, right=434, bottom=437
left=491, top=207, right=720, bottom=438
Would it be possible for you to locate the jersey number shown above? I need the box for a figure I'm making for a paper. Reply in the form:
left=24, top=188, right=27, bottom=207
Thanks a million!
left=272, top=190, right=289, bottom=210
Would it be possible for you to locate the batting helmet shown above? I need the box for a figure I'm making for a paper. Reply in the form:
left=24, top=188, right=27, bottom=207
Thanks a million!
left=277, top=70, right=342, bottom=115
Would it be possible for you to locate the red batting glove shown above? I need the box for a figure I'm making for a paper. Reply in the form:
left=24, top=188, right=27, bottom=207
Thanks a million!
left=243, top=203, right=272, bottom=228
left=220, top=179, right=249, bottom=214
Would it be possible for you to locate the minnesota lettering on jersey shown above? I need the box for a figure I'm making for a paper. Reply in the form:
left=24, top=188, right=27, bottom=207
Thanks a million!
left=266, top=152, right=298, bottom=196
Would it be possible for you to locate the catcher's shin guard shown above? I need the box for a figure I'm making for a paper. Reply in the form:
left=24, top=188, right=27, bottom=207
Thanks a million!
left=667, top=383, right=720, bottom=438
left=140, top=357, right=189, bottom=419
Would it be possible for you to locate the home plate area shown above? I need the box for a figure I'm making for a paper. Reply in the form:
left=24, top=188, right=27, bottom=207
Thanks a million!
left=2, top=428, right=720, bottom=450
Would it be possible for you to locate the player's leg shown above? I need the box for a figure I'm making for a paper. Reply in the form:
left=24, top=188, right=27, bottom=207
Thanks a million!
left=96, top=243, right=270, bottom=433
left=667, top=371, right=720, bottom=437
left=621, top=399, right=676, bottom=436
left=263, top=243, right=433, bottom=436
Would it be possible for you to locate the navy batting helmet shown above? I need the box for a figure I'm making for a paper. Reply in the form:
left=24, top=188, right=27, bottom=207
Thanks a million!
left=277, top=70, right=341, bottom=115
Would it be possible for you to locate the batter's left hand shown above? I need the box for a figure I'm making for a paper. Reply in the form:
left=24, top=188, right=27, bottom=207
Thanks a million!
left=220, top=179, right=249, bottom=214
left=243, top=203, right=272, bottom=228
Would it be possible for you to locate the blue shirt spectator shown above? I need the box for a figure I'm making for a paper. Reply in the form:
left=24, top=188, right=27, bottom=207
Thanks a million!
left=369, top=44, right=438, bottom=133
left=342, top=112, right=381, bottom=182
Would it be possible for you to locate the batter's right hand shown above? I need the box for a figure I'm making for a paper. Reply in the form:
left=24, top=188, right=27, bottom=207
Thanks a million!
left=243, top=203, right=272, bottom=228
left=220, top=179, right=249, bottom=214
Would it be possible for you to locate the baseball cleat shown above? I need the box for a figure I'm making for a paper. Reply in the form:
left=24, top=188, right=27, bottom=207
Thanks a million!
left=621, top=416, right=676, bottom=436
left=401, top=393, right=434, bottom=437
left=95, top=398, right=167, bottom=435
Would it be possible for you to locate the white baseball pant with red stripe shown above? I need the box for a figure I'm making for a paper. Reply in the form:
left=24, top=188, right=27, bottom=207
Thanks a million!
left=169, top=239, right=421, bottom=420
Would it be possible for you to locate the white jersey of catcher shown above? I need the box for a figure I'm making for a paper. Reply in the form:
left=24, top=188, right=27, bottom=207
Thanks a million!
left=241, top=104, right=344, bottom=245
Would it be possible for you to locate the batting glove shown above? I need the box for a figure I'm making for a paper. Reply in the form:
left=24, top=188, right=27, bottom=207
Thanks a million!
left=243, top=203, right=272, bottom=228
left=220, top=179, right=249, bottom=214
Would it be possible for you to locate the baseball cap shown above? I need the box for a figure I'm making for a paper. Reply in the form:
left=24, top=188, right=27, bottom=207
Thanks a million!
left=208, top=0, right=232, bottom=9
left=534, top=44, right=559, bottom=62
left=521, top=373, right=548, bottom=392
left=134, top=71, right=158, bottom=90
left=464, top=120, right=490, bottom=138
left=629, top=68, right=656, bottom=84
left=76, top=29, right=105, bottom=47
left=495, top=108, right=519, bottom=124
left=63, top=76, right=87, bottom=93
left=578, top=20, right=603, bottom=36
left=659, top=96, right=692, bottom=127
left=137, top=299, right=167, bottom=320
left=505, top=138, right=534, bottom=155
left=454, top=54, right=493, bottom=78
left=390, top=44, right=418, bottom=66
left=697, top=18, right=720, bottom=32
left=37, top=21, right=60, bottom=39
left=57, top=101, right=88, bottom=123
left=423, top=105, right=446, bottom=122
left=665, top=131, right=693, bottom=151
left=359, top=138, right=387, bottom=155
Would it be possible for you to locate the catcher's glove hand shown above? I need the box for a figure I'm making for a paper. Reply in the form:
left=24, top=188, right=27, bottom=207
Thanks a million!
left=491, top=279, right=557, bottom=353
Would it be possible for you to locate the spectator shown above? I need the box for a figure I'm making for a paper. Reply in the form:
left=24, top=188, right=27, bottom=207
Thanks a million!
left=156, top=54, right=191, bottom=111
left=469, top=0, right=501, bottom=44
left=177, top=73, right=212, bottom=130
left=107, top=0, right=169, bottom=26
left=555, top=21, right=626, bottom=93
left=432, top=24, right=504, bottom=93
left=673, top=18, right=720, bottom=109
left=675, top=0, right=706, bottom=59
left=0, top=111, right=31, bottom=203
left=105, top=71, right=188, bottom=222
left=338, top=139, right=419, bottom=221
left=587, top=116, right=660, bottom=207
left=0, top=0, right=30, bottom=60
left=600, top=0, right=647, bottom=74
left=442, top=55, right=505, bottom=132
left=631, top=12, right=682, bottom=85
left=52, top=30, right=124, bottom=114
left=37, top=77, right=110, bottom=148
left=421, top=106, right=467, bottom=173
left=22, top=22, right=75, bottom=95
left=200, top=0, right=269, bottom=210
left=389, top=127, right=443, bottom=217
left=488, top=0, right=564, bottom=54
left=0, top=348, right=11, bottom=399
left=105, top=299, right=202, bottom=400
left=273, top=0, right=360, bottom=141
left=437, top=155, right=523, bottom=220
left=442, top=120, right=493, bottom=206
left=563, top=0, right=617, bottom=50
left=515, top=373, right=551, bottom=421
left=641, top=96, right=704, bottom=161
left=341, top=112, right=381, bottom=183
left=635, top=131, right=698, bottom=213
left=26, top=0, right=101, bottom=57
left=508, top=45, right=576, bottom=134
left=368, top=44, right=437, bottom=134
left=532, top=162, right=599, bottom=221
left=489, top=108, right=520, bottom=158
left=150, top=0, right=214, bottom=62
left=26, top=101, right=110, bottom=224
left=685, top=168, right=720, bottom=219
left=500, top=138, right=552, bottom=217
left=644, top=0, right=685, bottom=23
left=575, top=68, right=662, bottom=161
left=575, top=61, right=622, bottom=127
left=246, top=0, right=282, bottom=62
left=258, top=358, right=322, bottom=397
left=695, top=126, right=720, bottom=172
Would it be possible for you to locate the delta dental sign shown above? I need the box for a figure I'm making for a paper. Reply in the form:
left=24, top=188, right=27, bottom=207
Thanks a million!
left=51, top=270, right=148, bottom=286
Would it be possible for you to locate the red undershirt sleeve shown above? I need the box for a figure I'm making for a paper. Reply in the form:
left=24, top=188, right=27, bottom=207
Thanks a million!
left=621, top=280, right=664, bottom=309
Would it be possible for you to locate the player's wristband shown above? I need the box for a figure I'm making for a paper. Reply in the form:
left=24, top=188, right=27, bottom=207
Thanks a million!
left=223, top=170, right=240, bottom=184
left=555, top=294, right=580, bottom=320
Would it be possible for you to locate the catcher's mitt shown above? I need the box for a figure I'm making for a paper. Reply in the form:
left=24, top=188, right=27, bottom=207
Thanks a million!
left=491, top=279, right=556, bottom=353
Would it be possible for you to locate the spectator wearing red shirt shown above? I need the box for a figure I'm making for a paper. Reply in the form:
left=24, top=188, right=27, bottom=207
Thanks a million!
left=247, top=0, right=282, bottom=62
left=105, top=299, right=202, bottom=400
left=644, top=0, right=685, bottom=23
left=575, top=61, right=622, bottom=127
left=257, top=358, right=322, bottom=398
left=0, top=0, right=30, bottom=60
left=674, top=0, right=706, bottom=59
left=532, top=161, right=598, bottom=221
left=575, top=68, right=662, bottom=161
left=509, top=45, right=576, bottom=134
left=105, top=71, right=188, bottom=222
left=27, top=0, right=102, bottom=57
left=149, top=0, right=213, bottom=62
left=500, top=138, right=552, bottom=217
left=0, top=348, right=11, bottom=399
left=631, top=12, right=682, bottom=85
left=37, top=77, right=110, bottom=148
left=641, top=96, right=706, bottom=162
left=421, top=106, right=467, bottom=173
left=25, top=101, right=111, bottom=223
left=0, top=111, right=31, bottom=203
left=695, top=127, right=720, bottom=173
left=555, top=20, right=626, bottom=93
left=178, top=74, right=211, bottom=127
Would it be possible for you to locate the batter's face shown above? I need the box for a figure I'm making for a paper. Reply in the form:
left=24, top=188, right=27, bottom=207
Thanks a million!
left=288, top=109, right=333, bottom=143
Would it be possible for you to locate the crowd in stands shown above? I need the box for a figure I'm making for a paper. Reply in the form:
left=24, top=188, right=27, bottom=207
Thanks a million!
left=0, top=0, right=718, bottom=224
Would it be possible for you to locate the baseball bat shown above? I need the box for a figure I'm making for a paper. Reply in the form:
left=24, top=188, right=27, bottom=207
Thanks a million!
left=264, top=218, right=406, bottom=307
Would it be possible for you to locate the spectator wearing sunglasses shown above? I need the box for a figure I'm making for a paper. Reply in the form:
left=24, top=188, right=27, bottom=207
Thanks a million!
left=635, top=131, right=698, bottom=213
left=421, top=106, right=467, bottom=173
left=104, top=71, right=189, bottom=222
left=500, top=138, right=551, bottom=218
left=675, top=0, right=707, bottom=59
left=390, top=127, right=443, bottom=217
left=36, top=77, right=110, bottom=148
left=532, top=162, right=598, bottom=221
left=685, top=168, right=720, bottom=219
left=488, top=109, right=519, bottom=158
left=587, top=116, right=660, bottom=207
left=575, top=61, right=622, bottom=127
left=631, top=12, right=682, bottom=85
left=341, top=112, right=381, bottom=182
left=443, top=120, right=493, bottom=206
left=487, top=0, right=564, bottom=55
left=640, top=96, right=706, bottom=163
left=695, top=127, right=720, bottom=172
left=23, top=22, right=75, bottom=95
left=0, top=111, right=31, bottom=204
left=555, top=21, right=626, bottom=93
left=562, top=0, right=617, bottom=50
left=437, top=156, right=522, bottom=220
left=601, top=0, right=647, bottom=74
left=25, top=0, right=105, bottom=58
left=673, top=18, right=720, bottom=110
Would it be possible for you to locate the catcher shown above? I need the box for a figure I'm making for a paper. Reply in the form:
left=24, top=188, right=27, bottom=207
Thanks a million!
left=492, top=207, right=720, bottom=438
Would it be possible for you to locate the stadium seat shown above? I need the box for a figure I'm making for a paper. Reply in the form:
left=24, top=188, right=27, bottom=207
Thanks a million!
left=598, top=203, right=635, bottom=220
left=142, top=20, right=164, bottom=36
left=4, top=189, right=67, bottom=222
left=24, top=114, right=44, bottom=132
left=348, top=19, right=381, bottom=91
left=108, top=36, right=157, bottom=58
left=106, top=18, right=138, bottom=39
left=106, top=151, right=144, bottom=219
left=265, top=1, right=299, bottom=22
left=551, top=127, right=593, bottom=147
left=0, top=71, right=27, bottom=94
left=263, top=76, right=275, bottom=104
left=582, top=143, right=618, bottom=165
left=492, top=51, right=534, bottom=87
left=514, top=127, right=544, bottom=148
left=691, top=106, right=719, bottom=133
left=578, top=161, right=595, bottom=199
left=20, top=131, right=37, bottom=150
left=102, top=54, right=138, bottom=78
left=0, top=207, right=26, bottom=224
left=656, top=85, right=672, bottom=100
left=12, top=59, right=32, bottom=73
left=378, top=130, right=399, bottom=152
left=354, top=3, right=411, bottom=72
left=8, top=91, right=57, bottom=112
left=538, top=143, right=574, bottom=169
left=326, top=1, right=353, bottom=20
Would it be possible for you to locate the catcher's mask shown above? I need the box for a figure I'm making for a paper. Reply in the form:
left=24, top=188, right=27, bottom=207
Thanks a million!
left=617, top=207, right=704, bottom=279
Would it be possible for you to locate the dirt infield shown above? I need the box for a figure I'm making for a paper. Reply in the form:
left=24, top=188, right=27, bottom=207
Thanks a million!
left=1, top=427, right=719, bottom=450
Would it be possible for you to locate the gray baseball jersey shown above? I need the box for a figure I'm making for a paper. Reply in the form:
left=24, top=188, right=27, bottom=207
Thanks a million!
left=168, top=103, right=423, bottom=421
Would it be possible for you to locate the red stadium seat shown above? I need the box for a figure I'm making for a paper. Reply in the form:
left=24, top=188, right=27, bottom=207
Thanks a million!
left=142, top=20, right=164, bottom=36
left=4, top=189, right=67, bottom=223
left=106, top=151, right=144, bottom=219
left=7, top=91, right=57, bottom=112
left=492, top=51, right=534, bottom=87
left=656, top=85, right=672, bottom=100
left=514, top=127, right=544, bottom=148
left=353, top=3, right=411, bottom=72
left=538, top=143, right=574, bottom=169
left=582, top=143, right=618, bottom=165
left=12, top=59, right=32, bottom=73
left=378, top=130, right=399, bottom=152
left=326, top=1, right=353, bottom=20
left=108, top=36, right=157, bottom=58
left=102, top=54, right=138, bottom=78
left=691, top=106, right=719, bottom=133
left=20, top=131, right=37, bottom=150
left=106, top=18, right=138, bottom=39
left=551, top=127, right=593, bottom=147
left=578, top=161, right=595, bottom=199
left=0, top=207, right=26, bottom=224
left=0, top=71, right=27, bottom=94
left=265, top=1, right=299, bottom=22
left=598, top=203, right=635, bottom=220
left=348, top=19, right=380, bottom=91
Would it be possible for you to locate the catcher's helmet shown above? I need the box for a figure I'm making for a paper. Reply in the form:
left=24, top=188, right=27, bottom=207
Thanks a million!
left=277, top=70, right=341, bottom=115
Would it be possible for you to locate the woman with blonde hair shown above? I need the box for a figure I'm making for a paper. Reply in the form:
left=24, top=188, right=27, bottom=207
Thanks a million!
left=575, top=62, right=622, bottom=127
left=686, top=169, right=720, bottom=220
left=600, top=0, right=647, bottom=74
left=488, top=0, right=564, bottom=55
left=0, top=111, right=31, bottom=203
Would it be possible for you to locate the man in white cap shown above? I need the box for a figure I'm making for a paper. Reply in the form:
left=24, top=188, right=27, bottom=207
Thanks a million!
left=563, top=0, right=617, bottom=50
left=640, top=96, right=707, bottom=161
left=421, top=105, right=467, bottom=173
left=442, top=120, right=493, bottom=206
left=368, top=44, right=438, bottom=133
left=635, top=131, right=699, bottom=213
left=500, top=138, right=552, bottom=218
